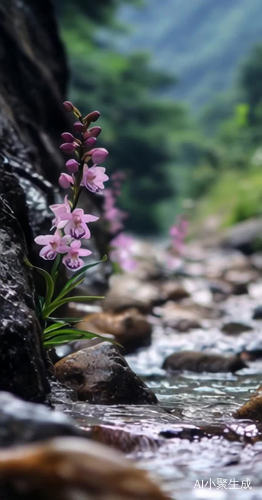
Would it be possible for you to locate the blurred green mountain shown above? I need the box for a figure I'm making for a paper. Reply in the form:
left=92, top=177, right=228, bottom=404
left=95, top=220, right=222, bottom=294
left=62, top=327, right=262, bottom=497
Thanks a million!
left=115, top=0, right=262, bottom=107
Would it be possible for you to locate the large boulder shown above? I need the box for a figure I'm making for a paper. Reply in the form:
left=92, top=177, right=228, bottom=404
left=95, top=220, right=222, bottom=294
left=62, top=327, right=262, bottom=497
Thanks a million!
left=0, top=436, right=169, bottom=500
left=0, top=0, right=70, bottom=400
left=55, top=343, right=158, bottom=405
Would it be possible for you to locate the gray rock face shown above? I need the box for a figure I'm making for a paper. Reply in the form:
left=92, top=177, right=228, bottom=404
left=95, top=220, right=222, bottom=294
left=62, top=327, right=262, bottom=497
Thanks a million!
left=0, top=392, right=80, bottom=447
left=55, top=343, right=158, bottom=405
left=162, top=351, right=247, bottom=373
left=0, top=188, right=48, bottom=401
left=0, top=0, right=69, bottom=401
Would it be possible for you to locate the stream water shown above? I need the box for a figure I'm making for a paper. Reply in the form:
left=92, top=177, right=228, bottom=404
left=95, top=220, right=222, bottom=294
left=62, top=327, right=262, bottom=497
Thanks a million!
left=53, top=248, right=262, bottom=500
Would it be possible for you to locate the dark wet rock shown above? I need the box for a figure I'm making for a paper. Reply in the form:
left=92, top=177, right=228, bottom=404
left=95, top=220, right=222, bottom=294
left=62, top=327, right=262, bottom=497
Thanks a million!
left=222, top=321, right=253, bottom=335
left=0, top=0, right=71, bottom=401
left=0, top=192, right=49, bottom=401
left=162, top=351, right=247, bottom=373
left=221, top=217, right=262, bottom=255
left=160, top=281, right=190, bottom=301
left=0, top=392, right=81, bottom=447
left=253, top=305, right=262, bottom=320
left=0, top=437, right=169, bottom=500
left=223, top=269, right=257, bottom=295
left=90, top=425, right=159, bottom=453
left=160, top=422, right=262, bottom=444
left=55, top=343, right=158, bottom=405
left=104, top=275, right=160, bottom=312
left=235, top=387, right=262, bottom=422
left=241, top=349, right=262, bottom=361
left=76, top=309, right=152, bottom=353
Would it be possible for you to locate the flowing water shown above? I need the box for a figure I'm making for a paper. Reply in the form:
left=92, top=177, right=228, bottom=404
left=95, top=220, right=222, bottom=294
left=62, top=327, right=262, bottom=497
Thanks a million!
left=53, top=250, right=262, bottom=500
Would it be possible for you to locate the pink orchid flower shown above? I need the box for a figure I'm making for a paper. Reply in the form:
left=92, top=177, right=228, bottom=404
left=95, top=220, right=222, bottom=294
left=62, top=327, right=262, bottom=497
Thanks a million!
left=89, top=147, right=108, bottom=164
left=59, top=173, right=74, bottom=189
left=62, top=240, right=92, bottom=271
left=81, top=164, right=109, bottom=193
left=50, top=196, right=71, bottom=229
left=34, top=231, right=69, bottom=260
left=110, top=233, right=137, bottom=272
left=64, top=208, right=99, bottom=239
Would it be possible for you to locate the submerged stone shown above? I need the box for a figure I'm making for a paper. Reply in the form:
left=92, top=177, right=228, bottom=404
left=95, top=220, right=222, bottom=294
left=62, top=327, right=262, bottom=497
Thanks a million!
left=235, top=387, right=262, bottom=422
left=162, top=351, right=247, bottom=373
left=55, top=343, right=158, bottom=405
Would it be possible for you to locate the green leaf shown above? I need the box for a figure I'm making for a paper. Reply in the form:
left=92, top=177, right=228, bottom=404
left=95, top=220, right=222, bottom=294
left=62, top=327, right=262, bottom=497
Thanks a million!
left=54, top=277, right=85, bottom=302
left=49, top=316, right=84, bottom=324
left=56, top=256, right=107, bottom=301
left=24, top=258, right=54, bottom=307
left=42, top=295, right=104, bottom=318
left=43, top=327, right=116, bottom=348
left=43, top=321, right=69, bottom=334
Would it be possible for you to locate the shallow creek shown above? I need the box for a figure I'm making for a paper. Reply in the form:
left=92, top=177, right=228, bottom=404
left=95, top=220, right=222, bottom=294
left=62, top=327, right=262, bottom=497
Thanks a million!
left=53, top=261, right=262, bottom=500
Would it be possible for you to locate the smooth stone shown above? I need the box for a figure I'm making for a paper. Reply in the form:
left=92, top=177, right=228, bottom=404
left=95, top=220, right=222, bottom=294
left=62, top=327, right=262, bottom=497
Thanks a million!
left=253, top=305, right=262, bottom=320
left=162, top=351, right=247, bottom=373
left=0, top=437, right=169, bottom=500
left=76, top=308, right=152, bottom=353
left=221, top=217, right=262, bottom=255
left=55, top=343, right=158, bottom=405
left=103, top=275, right=160, bottom=312
left=160, top=280, right=190, bottom=301
left=0, top=392, right=80, bottom=447
left=235, top=387, right=262, bottom=421
left=222, top=321, right=253, bottom=335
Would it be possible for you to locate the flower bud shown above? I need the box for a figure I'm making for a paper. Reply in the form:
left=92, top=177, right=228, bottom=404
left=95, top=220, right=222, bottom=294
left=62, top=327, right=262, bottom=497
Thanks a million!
left=90, top=147, right=109, bottom=164
left=63, top=101, right=74, bottom=112
left=66, top=159, right=79, bottom=174
left=89, top=126, right=102, bottom=137
left=73, top=121, right=84, bottom=133
left=84, top=110, right=100, bottom=124
left=60, top=142, right=78, bottom=153
left=59, top=173, right=74, bottom=189
left=61, top=132, right=75, bottom=142
left=84, top=136, right=97, bottom=147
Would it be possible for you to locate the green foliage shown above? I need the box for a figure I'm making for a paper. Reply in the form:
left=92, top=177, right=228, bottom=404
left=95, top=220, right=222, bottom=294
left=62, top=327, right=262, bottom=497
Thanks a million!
left=56, top=0, right=189, bottom=233
left=25, top=257, right=112, bottom=349
left=55, top=0, right=262, bottom=233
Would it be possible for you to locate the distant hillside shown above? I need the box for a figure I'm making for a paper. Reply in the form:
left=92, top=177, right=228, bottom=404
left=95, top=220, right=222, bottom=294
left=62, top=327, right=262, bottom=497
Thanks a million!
left=114, top=0, right=262, bottom=107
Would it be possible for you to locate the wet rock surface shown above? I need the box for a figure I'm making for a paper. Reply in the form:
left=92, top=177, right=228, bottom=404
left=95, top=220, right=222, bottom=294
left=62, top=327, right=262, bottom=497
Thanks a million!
left=76, top=309, right=152, bottom=353
left=0, top=392, right=81, bottom=447
left=51, top=242, right=262, bottom=500
left=162, top=351, right=247, bottom=373
left=0, top=0, right=70, bottom=401
left=0, top=437, right=169, bottom=500
left=55, top=343, right=158, bottom=405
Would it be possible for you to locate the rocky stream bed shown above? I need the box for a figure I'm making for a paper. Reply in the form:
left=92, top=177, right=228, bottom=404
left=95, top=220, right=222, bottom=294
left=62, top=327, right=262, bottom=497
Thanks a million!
left=45, top=239, right=262, bottom=500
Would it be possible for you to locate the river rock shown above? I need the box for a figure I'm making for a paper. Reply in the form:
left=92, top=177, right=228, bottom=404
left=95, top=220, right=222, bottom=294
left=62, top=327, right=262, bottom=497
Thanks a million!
left=222, top=321, right=253, bottom=335
left=54, top=343, right=158, bottom=405
left=235, top=387, right=262, bottom=421
left=104, top=275, right=160, bottom=312
left=221, top=217, right=262, bottom=254
left=76, top=309, right=152, bottom=353
left=0, top=392, right=80, bottom=447
left=0, top=437, right=169, bottom=500
left=160, top=280, right=190, bottom=301
left=253, top=305, right=262, bottom=320
left=162, top=351, right=247, bottom=373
